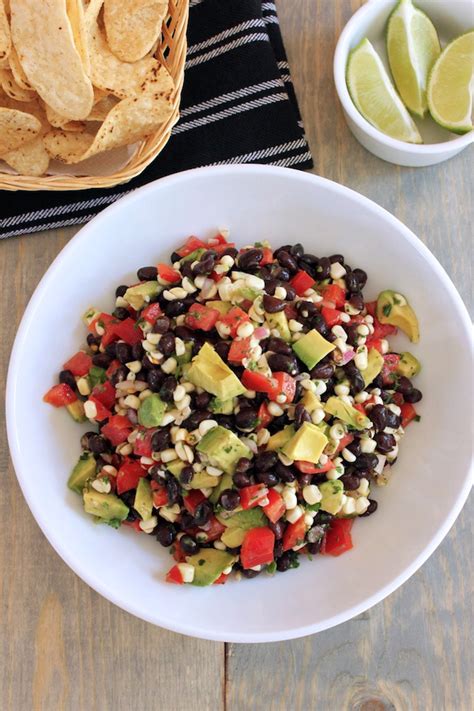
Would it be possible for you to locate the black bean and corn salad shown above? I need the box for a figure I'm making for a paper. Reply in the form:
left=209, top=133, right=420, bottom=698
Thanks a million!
left=44, top=233, right=423, bottom=586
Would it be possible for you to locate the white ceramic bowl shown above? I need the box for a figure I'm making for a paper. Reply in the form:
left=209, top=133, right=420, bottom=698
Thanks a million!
left=7, top=165, right=473, bottom=642
left=334, top=0, right=474, bottom=166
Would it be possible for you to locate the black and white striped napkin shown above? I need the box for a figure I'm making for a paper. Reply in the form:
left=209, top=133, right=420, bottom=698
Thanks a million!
left=0, top=0, right=313, bottom=239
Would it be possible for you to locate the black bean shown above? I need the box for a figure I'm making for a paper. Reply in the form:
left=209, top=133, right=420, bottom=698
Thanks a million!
left=276, top=552, right=293, bottom=572
left=374, top=432, right=396, bottom=453
left=222, top=247, right=238, bottom=259
left=404, top=388, right=422, bottom=403
left=115, top=285, right=128, bottom=298
left=110, top=306, right=128, bottom=322
left=214, top=341, right=230, bottom=361
left=310, top=311, right=331, bottom=338
left=193, top=254, right=216, bottom=276
left=237, top=248, right=263, bottom=270
left=158, top=332, right=175, bottom=356
left=352, top=268, right=367, bottom=288
left=147, top=368, right=165, bottom=392
left=298, top=473, right=313, bottom=487
left=315, top=257, right=331, bottom=280
left=59, top=369, right=77, bottom=390
left=290, top=243, right=304, bottom=257
left=344, top=271, right=359, bottom=293
left=220, top=489, right=240, bottom=511
left=340, top=474, right=360, bottom=491
left=313, top=511, right=334, bottom=525
left=346, top=438, right=361, bottom=458
left=267, top=353, right=298, bottom=374
left=236, top=457, right=252, bottom=474
left=137, top=266, right=158, bottom=281
left=179, top=465, right=194, bottom=486
left=148, top=465, right=162, bottom=482
left=294, top=403, right=311, bottom=428
left=395, top=376, right=413, bottom=396
left=268, top=520, right=285, bottom=540
left=193, top=501, right=213, bottom=526
left=182, top=410, right=211, bottom=430
left=307, top=541, right=323, bottom=555
left=156, top=521, right=176, bottom=547
left=348, top=368, right=365, bottom=394
left=153, top=316, right=171, bottom=334
left=385, top=410, right=401, bottom=429
left=215, top=414, right=233, bottom=430
left=114, top=342, right=131, bottom=364
left=235, top=407, right=259, bottom=431
left=273, top=540, right=284, bottom=559
left=277, top=250, right=298, bottom=273
left=360, top=499, right=378, bottom=517
left=272, top=266, right=291, bottom=282
left=232, top=471, right=252, bottom=488
left=284, top=286, right=296, bottom=301
left=159, top=376, right=177, bottom=403
left=262, top=277, right=278, bottom=295
left=255, top=451, right=278, bottom=471
left=152, top=428, right=171, bottom=452
left=263, top=294, right=285, bottom=313
left=241, top=568, right=261, bottom=579
left=273, top=244, right=292, bottom=258
left=299, top=252, right=319, bottom=265
left=354, top=453, right=379, bottom=471
left=266, top=337, right=292, bottom=355
left=349, top=292, right=365, bottom=312
left=89, top=434, right=109, bottom=455
left=275, top=461, right=296, bottom=482
left=131, top=342, right=143, bottom=361
left=86, top=333, right=100, bottom=351
left=166, top=475, right=179, bottom=505
left=104, top=343, right=117, bottom=360
left=345, top=323, right=360, bottom=347
left=180, top=535, right=199, bottom=555
left=111, top=365, right=128, bottom=386
left=165, top=300, right=187, bottom=317
left=194, top=392, right=211, bottom=410
left=92, top=353, right=111, bottom=368
left=80, top=431, right=96, bottom=450
left=296, top=300, right=318, bottom=319
left=310, top=361, right=335, bottom=380
left=369, top=404, right=387, bottom=432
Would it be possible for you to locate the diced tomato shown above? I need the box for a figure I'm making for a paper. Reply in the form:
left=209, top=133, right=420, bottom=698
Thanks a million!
left=294, top=459, right=333, bottom=474
left=166, top=564, right=184, bottom=584
left=212, top=242, right=235, bottom=255
left=141, top=302, right=163, bottom=325
left=257, top=402, right=273, bottom=430
left=133, top=428, right=157, bottom=457
left=116, top=459, right=146, bottom=494
left=157, top=262, right=181, bottom=283
left=150, top=480, right=168, bottom=507
left=321, top=518, right=353, bottom=556
left=365, top=338, right=385, bottom=353
left=91, top=380, right=115, bottom=410
left=335, top=433, right=354, bottom=455
left=106, top=359, right=121, bottom=378
left=391, top=392, right=405, bottom=407
left=177, top=235, right=207, bottom=257
left=200, top=516, right=226, bottom=542
left=365, top=301, right=376, bottom=317
left=290, top=270, right=315, bottom=296
left=241, top=370, right=274, bottom=395
left=185, top=303, right=220, bottom=331
left=63, top=351, right=92, bottom=376
left=240, top=527, right=275, bottom=569
left=372, top=318, right=397, bottom=340
left=321, top=306, right=343, bottom=328
left=400, top=402, right=418, bottom=428
left=239, top=484, right=267, bottom=510
left=43, top=383, right=78, bottom=407
left=172, top=539, right=187, bottom=563
left=208, top=232, right=228, bottom=246
left=101, top=415, right=133, bottom=446
left=88, top=312, right=115, bottom=336
left=282, top=515, right=306, bottom=552
left=183, top=489, right=206, bottom=516
left=268, top=372, right=296, bottom=403
left=321, top=284, right=346, bottom=309
left=260, top=247, right=273, bottom=266
left=263, top=489, right=285, bottom=524
left=112, top=317, right=142, bottom=346
left=213, top=573, right=228, bottom=585
left=228, top=337, right=253, bottom=364
left=123, top=519, right=143, bottom=533
left=217, top=306, right=250, bottom=337
left=381, top=353, right=401, bottom=385
left=87, top=396, right=112, bottom=422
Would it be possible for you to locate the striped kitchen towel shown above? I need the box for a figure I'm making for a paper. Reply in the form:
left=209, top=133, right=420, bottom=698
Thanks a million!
left=0, top=0, right=313, bottom=239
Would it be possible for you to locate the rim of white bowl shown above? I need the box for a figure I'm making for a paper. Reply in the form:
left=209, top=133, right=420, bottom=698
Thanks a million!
left=6, top=165, right=473, bottom=643
left=333, top=0, right=474, bottom=156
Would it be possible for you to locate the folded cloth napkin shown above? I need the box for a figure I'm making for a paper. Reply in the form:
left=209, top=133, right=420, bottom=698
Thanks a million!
left=0, top=0, right=313, bottom=239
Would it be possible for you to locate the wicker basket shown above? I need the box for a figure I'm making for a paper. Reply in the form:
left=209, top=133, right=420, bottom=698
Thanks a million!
left=0, top=0, right=189, bottom=191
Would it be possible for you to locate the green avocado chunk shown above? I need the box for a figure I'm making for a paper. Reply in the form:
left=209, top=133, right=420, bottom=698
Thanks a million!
left=210, top=397, right=236, bottom=415
left=197, top=425, right=251, bottom=473
left=292, top=329, right=336, bottom=369
left=282, top=422, right=328, bottom=463
left=217, top=507, right=267, bottom=530
left=134, top=478, right=153, bottom=521
left=66, top=400, right=86, bottom=423
left=376, top=290, right=420, bottom=342
left=266, top=425, right=295, bottom=451
left=209, top=472, right=233, bottom=504
left=83, top=489, right=129, bottom=522
left=324, top=396, right=371, bottom=430
left=362, top=348, right=384, bottom=387
left=397, top=352, right=421, bottom=377
left=265, top=310, right=291, bottom=342
left=319, top=480, right=344, bottom=514
left=138, top=394, right=166, bottom=427
left=186, top=549, right=235, bottom=586
left=68, top=452, right=96, bottom=494
left=187, top=342, right=245, bottom=400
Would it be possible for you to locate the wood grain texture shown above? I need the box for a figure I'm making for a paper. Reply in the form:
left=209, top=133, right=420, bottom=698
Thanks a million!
left=0, top=2, right=472, bottom=710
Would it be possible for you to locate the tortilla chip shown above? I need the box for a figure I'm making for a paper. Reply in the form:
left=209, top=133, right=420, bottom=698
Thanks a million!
left=85, top=0, right=162, bottom=99
left=2, top=135, right=50, bottom=175
left=44, top=65, right=173, bottom=163
left=0, top=67, right=35, bottom=101
left=10, top=0, right=94, bottom=120
left=0, top=106, right=41, bottom=154
left=66, top=0, right=91, bottom=77
left=8, top=45, right=31, bottom=90
left=86, top=94, right=118, bottom=121
left=0, top=0, right=11, bottom=62
left=104, top=0, right=168, bottom=63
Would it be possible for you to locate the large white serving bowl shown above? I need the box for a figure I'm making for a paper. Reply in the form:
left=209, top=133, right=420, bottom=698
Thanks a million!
left=6, top=165, right=473, bottom=643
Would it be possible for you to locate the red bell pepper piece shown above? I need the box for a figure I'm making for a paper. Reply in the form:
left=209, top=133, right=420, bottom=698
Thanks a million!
left=400, top=402, right=418, bottom=428
left=213, top=573, right=229, bottom=584
left=133, top=428, right=157, bottom=457
left=141, top=302, right=163, bottom=325
left=240, top=527, right=275, bottom=569
left=321, top=518, right=354, bottom=556
left=239, top=484, right=267, bottom=510
left=282, top=515, right=306, bottom=552
left=116, top=459, right=147, bottom=494
left=91, top=380, right=115, bottom=410
left=212, top=242, right=235, bottom=255
left=208, top=232, right=228, bottom=246
left=257, top=402, right=273, bottom=430
left=185, top=303, right=220, bottom=331
left=43, top=383, right=78, bottom=407
left=263, top=489, right=286, bottom=524
left=183, top=489, right=206, bottom=516
left=150, top=480, right=169, bottom=507
left=177, top=235, right=206, bottom=257
left=268, top=372, right=296, bottom=403
left=157, top=262, right=181, bottom=283
left=112, top=317, right=142, bottom=346
left=321, top=306, right=343, bottom=328
left=321, top=284, right=346, bottom=309
left=200, top=516, right=226, bottom=542
left=228, top=337, right=253, bottom=364
left=106, top=359, right=121, bottom=378
left=372, top=318, right=397, bottom=340
left=87, top=396, right=112, bottom=422
left=88, top=312, right=115, bottom=335
left=365, top=338, right=385, bottom=354
left=166, top=564, right=185, bottom=584
left=241, top=370, right=274, bottom=394
left=290, top=270, right=315, bottom=296
left=294, top=459, right=333, bottom=474
left=123, top=519, right=143, bottom=533
left=101, top=415, right=133, bottom=446
left=63, top=351, right=92, bottom=377
left=365, top=301, right=376, bottom=317
left=335, top=433, right=354, bottom=455
left=260, top=247, right=273, bottom=266
left=217, top=306, right=250, bottom=337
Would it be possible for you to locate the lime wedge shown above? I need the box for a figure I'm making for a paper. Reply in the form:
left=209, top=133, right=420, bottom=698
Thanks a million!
left=346, top=38, right=422, bottom=143
left=387, top=0, right=440, bottom=117
left=427, top=31, right=474, bottom=134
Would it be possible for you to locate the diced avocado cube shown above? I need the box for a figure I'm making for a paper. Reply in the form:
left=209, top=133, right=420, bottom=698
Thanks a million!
left=83, top=489, right=129, bottom=522
left=235, top=286, right=261, bottom=302
left=210, top=397, right=236, bottom=415
left=397, top=352, right=421, bottom=377
left=124, top=281, right=161, bottom=310
left=206, top=300, right=232, bottom=315
left=196, top=425, right=251, bottom=474
left=68, top=452, right=96, bottom=494
left=217, top=507, right=267, bottom=530
left=266, top=425, right=295, bottom=451
left=221, top=527, right=246, bottom=547
left=82, top=307, right=100, bottom=326
left=166, top=460, right=185, bottom=477
left=362, top=348, right=384, bottom=387
left=176, top=342, right=193, bottom=365
left=138, top=394, right=166, bottom=427
left=376, top=290, right=420, bottom=343
left=180, top=248, right=206, bottom=263
left=190, top=470, right=219, bottom=489
left=265, top=310, right=291, bottom=342
left=301, top=389, right=321, bottom=413
left=209, top=472, right=233, bottom=504
left=66, top=400, right=86, bottom=423
left=186, top=549, right=235, bottom=586
left=319, top=480, right=344, bottom=515
left=324, top=397, right=371, bottom=430
left=282, top=422, right=328, bottom=463
left=292, top=329, right=335, bottom=370
left=134, top=478, right=153, bottom=521
left=187, top=343, right=245, bottom=400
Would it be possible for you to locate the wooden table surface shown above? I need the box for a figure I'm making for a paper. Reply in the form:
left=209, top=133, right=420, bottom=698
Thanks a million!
left=1, top=2, right=472, bottom=709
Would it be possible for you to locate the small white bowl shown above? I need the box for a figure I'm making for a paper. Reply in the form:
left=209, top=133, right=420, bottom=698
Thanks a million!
left=334, top=0, right=474, bottom=166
